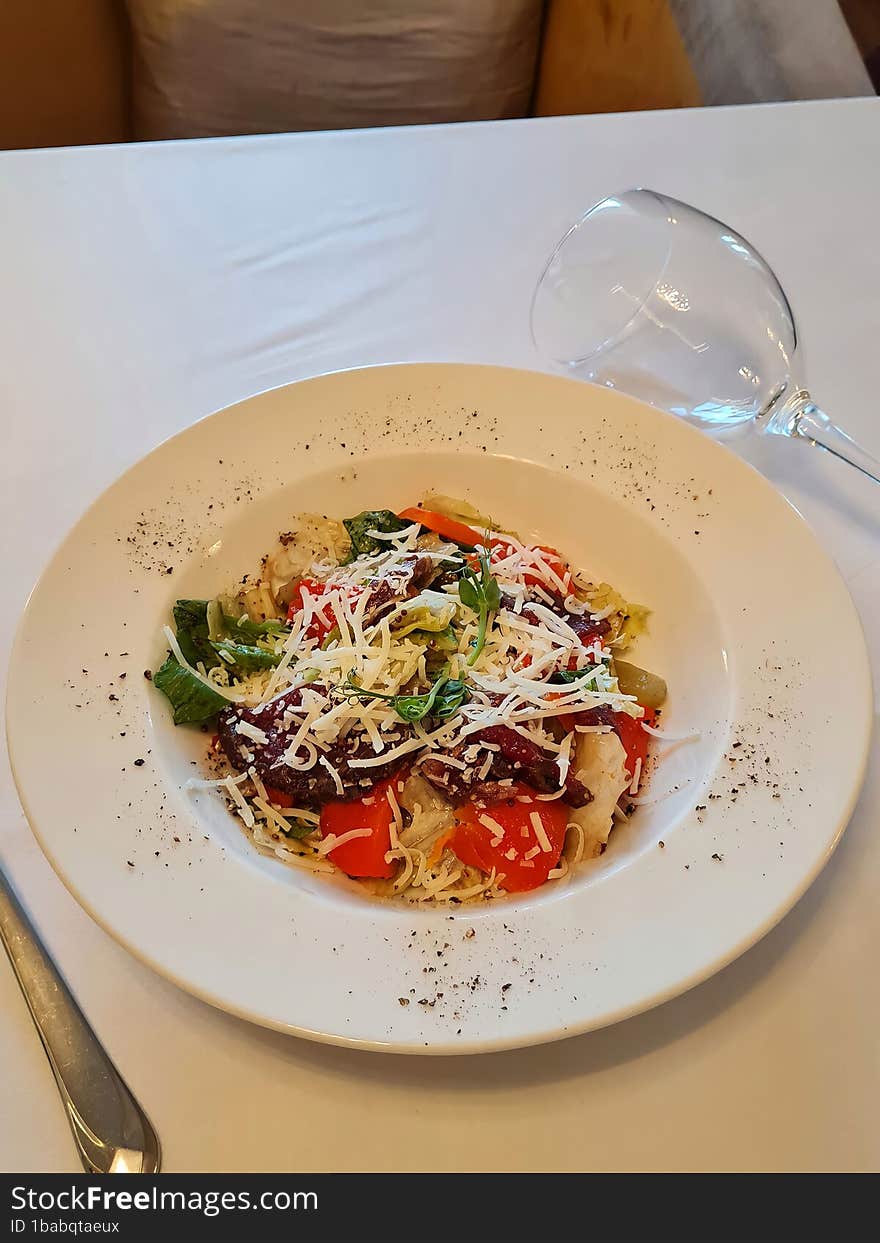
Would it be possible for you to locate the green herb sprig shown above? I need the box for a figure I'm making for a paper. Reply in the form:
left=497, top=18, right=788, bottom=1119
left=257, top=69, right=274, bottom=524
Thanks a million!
left=457, top=545, right=500, bottom=667
left=343, top=672, right=469, bottom=723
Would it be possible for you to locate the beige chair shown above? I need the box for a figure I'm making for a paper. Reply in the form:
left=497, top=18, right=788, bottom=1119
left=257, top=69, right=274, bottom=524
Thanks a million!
left=0, top=0, right=872, bottom=151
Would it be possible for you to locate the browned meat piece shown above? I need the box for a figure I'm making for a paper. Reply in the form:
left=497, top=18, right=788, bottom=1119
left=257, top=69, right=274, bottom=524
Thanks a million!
left=420, top=724, right=591, bottom=808
left=362, top=554, right=437, bottom=625
left=217, top=686, right=407, bottom=806
left=565, top=705, right=616, bottom=728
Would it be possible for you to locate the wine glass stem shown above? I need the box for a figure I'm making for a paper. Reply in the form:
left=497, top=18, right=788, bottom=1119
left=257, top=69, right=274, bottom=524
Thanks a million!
left=766, top=390, right=880, bottom=486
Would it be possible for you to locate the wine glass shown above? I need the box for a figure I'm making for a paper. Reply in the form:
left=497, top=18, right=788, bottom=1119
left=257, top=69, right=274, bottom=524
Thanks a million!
left=531, top=189, right=880, bottom=484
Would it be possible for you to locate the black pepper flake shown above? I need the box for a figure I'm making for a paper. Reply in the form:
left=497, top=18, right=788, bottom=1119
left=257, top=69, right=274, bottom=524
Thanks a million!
left=143, top=670, right=152, bottom=681
left=133, top=758, right=145, bottom=767
left=711, top=852, right=724, bottom=862
left=126, top=861, right=135, bottom=868
left=398, top=997, right=410, bottom=1006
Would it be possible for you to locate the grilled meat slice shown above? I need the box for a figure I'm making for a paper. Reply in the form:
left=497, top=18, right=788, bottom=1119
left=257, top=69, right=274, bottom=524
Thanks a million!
left=420, top=724, right=591, bottom=808
left=217, top=686, right=407, bottom=806
left=362, top=554, right=437, bottom=625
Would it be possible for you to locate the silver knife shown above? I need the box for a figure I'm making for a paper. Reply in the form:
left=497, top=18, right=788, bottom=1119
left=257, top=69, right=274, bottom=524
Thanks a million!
left=0, top=863, right=160, bottom=1173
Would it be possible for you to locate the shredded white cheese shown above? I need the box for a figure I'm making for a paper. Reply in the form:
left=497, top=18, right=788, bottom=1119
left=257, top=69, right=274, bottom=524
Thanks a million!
left=529, top=810, right=553, bottom=853
left=225, top=776, right=255, bottom=828
left=318, top=754, right=344, bottom=796
left=316, top=827, right=372, bottom=855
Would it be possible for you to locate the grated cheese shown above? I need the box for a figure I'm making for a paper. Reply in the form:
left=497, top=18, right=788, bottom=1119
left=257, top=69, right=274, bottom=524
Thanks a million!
left=253, top=796, right=302, bottom=836
left=319, top=754, right=344, bottom=796
left=248, top=766, right=269, bottom=803
left=225, top=776, right=255, bottom=828
left=316, top=827, right=373, bottom=855
left=529, top=810, right=553, bottom=853
left=385, top=784, right=403, bottom=850
left=185, top=771, right=249, bottom=791
left=277, top=807, right=321, bottom=823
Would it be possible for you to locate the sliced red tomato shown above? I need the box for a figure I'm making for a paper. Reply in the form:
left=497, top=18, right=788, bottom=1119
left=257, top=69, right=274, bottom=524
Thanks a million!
left=614, top=707, right=656, bottom=777
left=319, top=780, right=396, bottom=879
left=397, top=507, right=481, bottom=547
left=529, top=545, right=570, bottom=592
left=485, top=537, right=572, bottom=593
left=263, top=785, right=294, bottom=808
left=286, top=577, right=359, bottom=643
left=450, top=788, right=569, bottom=893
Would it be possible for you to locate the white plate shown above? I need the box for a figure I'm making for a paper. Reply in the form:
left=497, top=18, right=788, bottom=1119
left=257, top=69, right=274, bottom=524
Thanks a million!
left=6, top=364, right=871, bottom=1053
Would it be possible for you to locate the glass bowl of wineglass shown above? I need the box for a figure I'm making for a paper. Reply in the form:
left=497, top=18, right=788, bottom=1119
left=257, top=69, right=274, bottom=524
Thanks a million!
left=531, top=189, right=879, bottom=484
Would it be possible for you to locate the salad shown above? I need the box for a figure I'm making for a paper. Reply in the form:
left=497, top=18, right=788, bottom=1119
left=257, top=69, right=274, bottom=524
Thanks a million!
left=153, top=497, right=667, bottom=902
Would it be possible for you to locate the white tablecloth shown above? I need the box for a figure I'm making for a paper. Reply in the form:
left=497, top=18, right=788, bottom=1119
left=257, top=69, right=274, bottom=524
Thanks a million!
left=2, top=99, right=878, bottom=1173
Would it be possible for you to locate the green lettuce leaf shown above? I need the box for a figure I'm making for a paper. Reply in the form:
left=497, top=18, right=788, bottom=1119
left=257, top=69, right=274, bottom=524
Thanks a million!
left=223, top=612, right=289, bottom=640
left=153, top=654, right=228, bottom=725
left=171, top=599, right=220, bottom=670
left=389, top=602, right=456, bottom=638
left=342, top=509, right=409, bottom=561
left=279, top=819, right=316, bottom=840
left=209, top=640, right=282, bottom=672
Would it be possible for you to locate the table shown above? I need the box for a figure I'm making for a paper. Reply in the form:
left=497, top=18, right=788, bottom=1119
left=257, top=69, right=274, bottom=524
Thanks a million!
left=2, top=98, right=878, bottom=1174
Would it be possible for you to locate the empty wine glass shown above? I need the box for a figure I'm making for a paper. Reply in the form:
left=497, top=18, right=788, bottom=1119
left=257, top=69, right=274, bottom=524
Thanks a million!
left=531, top=189, right=880, bottom=484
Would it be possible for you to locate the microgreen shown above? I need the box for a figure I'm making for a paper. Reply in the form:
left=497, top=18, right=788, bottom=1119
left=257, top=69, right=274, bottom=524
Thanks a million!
left=343, top=672, right=469, bottom=723
left=457, top=545, right=501, bottom=667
